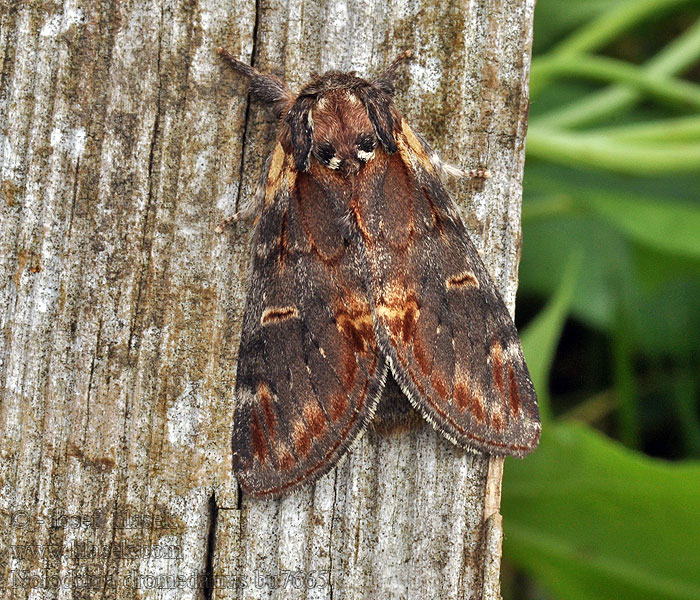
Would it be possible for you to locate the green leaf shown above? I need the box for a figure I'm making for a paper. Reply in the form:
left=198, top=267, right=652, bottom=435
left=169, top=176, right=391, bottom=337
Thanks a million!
left=582, top=195, right=700, bottom=260
left=531, top=0, right=696, bottom=78
left=520, top=214, right=633, bottom=330
left=520, top=162, right=700, bottom=342
left=626, top=275, right=700, bottom=358
left=503, top=423, right=700, bottom=600
left=594, top=115, right=700, bottom=143
left=532, top=0, right=616, bottom=54
left=521, top=252, right=582, bottom=421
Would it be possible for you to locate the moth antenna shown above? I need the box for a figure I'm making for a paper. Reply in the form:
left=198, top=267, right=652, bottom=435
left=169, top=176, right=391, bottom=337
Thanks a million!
left=218, top=47, right=295, bottom=118
left=372, top=49, right=413, bottom=96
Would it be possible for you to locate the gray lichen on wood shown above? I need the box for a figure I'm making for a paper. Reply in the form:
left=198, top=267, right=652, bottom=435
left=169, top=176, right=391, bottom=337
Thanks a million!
left=0, top=0, right=534, bottom=598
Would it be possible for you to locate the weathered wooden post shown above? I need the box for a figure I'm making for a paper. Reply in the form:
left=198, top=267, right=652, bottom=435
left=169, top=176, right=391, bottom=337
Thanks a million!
left=0, top=1, right=534, bottom=598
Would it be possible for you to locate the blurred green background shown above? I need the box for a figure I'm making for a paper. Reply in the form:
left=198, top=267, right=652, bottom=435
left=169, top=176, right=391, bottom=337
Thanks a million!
left=501, top=1, right=700, bottom=599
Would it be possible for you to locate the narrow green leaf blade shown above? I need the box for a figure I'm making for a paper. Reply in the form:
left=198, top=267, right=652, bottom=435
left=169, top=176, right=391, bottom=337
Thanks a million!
left=521, top=252, right=582, bottom=421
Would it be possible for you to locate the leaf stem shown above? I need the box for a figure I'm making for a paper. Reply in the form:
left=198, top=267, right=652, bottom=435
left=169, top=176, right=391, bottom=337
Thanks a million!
left=613, top=315, right=640, bottom=449
left=534, top=17, right=700, bottom=128
left=531, top=0, right=694, bottom=96
left=590, top=115, right=700, bottom=143
left=526, top=127, right=700, bottom=174
left=532, top=54, right=700, bottom=111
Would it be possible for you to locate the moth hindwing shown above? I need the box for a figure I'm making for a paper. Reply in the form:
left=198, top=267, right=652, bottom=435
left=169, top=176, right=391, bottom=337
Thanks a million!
left=220, top=49, right=541, bottom=498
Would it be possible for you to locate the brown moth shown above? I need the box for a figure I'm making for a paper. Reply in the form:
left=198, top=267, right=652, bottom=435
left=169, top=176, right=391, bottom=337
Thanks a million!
left=220, top=49, right=541, bottom=498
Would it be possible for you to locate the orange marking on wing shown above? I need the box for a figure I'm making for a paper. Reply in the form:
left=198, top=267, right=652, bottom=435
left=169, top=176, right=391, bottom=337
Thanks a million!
left=330, top=393, right=348, bottom=423
left=401, top=297, right=419, bottom=342
left=250, top=411, right=268, bottom=464
left=335, top=293, right=375, bottom=356
left=453, top=378, right=486, bottom=423
left=252, top=358, right=380, bottom=495
left=248, top=358, right=383, bottom=496
left=257, top=383, right=276, bottom=436
left=336, top=312, right=374, bottom=355
left=338, top=343, right=359, bottom=390
left=398, top=119, right=434, bottom=173
left=470, top=392, right=486, bottom=424
left=430, top=372, right=449, bottom=400
left=385, top=315, right=402, bottom=340
left=334, top=296, right=376, bottom=389
left=447, top=271, right=479, bottom=289
left=455, top=382, right=470, bottom=412
left=491, top=342, right=505, bottom=397
left=251, top=346, right=533, bottom=496
left=304, top=402, right=328, bottom=438
left=261, top=305, right=299, bottom=325
left=292, top=421, right=312, bottom=458
left=507, top=363, right=522, bottom=417
left=377, top=291, right=423, bottom=374
left=376, top=291, right=419, bottom=343
left=491, top=410, right=505, bottom=432
left=264, top=144, right=287, bottom=206
left=413, top=334, right=432, bottom=377
left=276, top=443, right=295, bottom=472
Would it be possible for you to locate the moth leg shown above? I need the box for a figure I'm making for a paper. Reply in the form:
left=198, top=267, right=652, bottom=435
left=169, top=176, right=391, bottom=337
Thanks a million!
left=214, top=188, right=261, bottom=232
left=464, top=167, right=491, bottom=180
left=412, top=129, right=491, bottom=180
left=433, top=158, right=491, bottom=180
left=215, top=147, right=274, bottom=233
left=215, top=214, right=238, bottom=233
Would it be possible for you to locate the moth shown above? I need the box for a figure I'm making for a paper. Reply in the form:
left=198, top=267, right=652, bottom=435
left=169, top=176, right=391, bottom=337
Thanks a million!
left=219, top=49, right=541, bottom=498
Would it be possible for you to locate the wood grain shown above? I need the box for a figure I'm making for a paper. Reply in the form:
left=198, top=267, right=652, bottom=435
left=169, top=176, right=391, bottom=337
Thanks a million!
left=0, top=0, right=534, bottom=598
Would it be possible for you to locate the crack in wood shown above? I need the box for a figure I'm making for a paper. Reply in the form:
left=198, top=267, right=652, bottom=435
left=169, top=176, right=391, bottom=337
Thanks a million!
left=203, top=492, right=218, bottom=600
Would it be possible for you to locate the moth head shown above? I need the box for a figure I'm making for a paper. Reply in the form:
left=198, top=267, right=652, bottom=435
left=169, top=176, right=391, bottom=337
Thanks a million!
left=285, top=73, right=402, bottom=175
left=308, top=89, right=389, bottom=177
left=219, top=48, right=412, bottom=174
